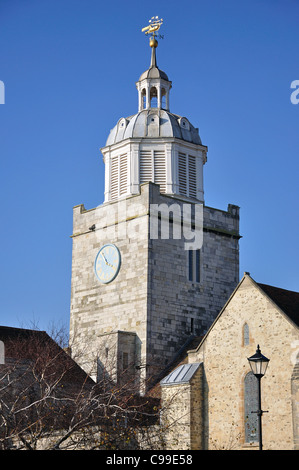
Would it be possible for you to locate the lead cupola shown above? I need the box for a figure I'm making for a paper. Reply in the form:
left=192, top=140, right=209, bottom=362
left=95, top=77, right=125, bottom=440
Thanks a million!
left=101, top=18, right=207, bottom=204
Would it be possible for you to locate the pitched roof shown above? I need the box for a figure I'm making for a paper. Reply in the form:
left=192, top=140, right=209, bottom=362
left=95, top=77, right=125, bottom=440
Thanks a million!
left=257, top=283, right=299, bottom=327
left=186, top=274, right=299, bottom=358
left=160, top=363, right=201, bottom=386
left=0, top=325, right=49, bottom=342
left=147, top=335, right=203, bottom=397
left=0, top=325, right=93, bottom=386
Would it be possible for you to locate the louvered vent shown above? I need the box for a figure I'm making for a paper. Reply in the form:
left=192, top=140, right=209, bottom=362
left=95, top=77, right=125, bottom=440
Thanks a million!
left=140, top=150, right=153, bottom=183
left=188, top=156, right=197, bottom=199
left=178, top=152, right=197, bottom=199
left=140, top=149, right=166, bottom=194
left=110, top=154, right=128, bottom=201
left=178, top=152, right=187, bottom=196
left=119, top=154, right=128, bottom=196
left=110, top=156, right=119, bottom=201
left=154, top=150, right=166, bottom=193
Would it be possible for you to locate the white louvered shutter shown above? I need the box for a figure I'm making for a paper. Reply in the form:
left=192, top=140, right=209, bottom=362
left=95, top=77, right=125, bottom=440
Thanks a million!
left=188, top=155, right=197, bottom=199
left=119, top=154, right=128, bottom=196
left=110, top=154, right=128, bottom=201
left=178, top=152, right=187, bottom=196
left=140, top=150, right=153, bottom=183
left=110, top=156, right=119, bottom=201
left=178, top=153, right=197, bottom=199
left=154, top=150, right=166, bottom=193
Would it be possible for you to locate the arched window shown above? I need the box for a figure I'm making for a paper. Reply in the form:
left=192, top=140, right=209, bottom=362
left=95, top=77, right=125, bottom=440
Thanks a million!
left=141, top=89, right=146, bottom=109
left=0, top=340, right=4, bottom=364
left=161, top=88, right=166, bottom=108
left=150, top=87, right=158, bottom=108
left=244, top=372, right=259, bottom=443
left=243, top=323, right=249, bottom=346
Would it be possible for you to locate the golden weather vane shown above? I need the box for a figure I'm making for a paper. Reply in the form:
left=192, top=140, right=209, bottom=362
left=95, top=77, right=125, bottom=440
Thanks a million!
left=141, top=16, right=163, bottom=39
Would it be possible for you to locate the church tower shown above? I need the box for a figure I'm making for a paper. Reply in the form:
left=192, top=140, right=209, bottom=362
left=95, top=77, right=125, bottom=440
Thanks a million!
left=69, top=19, right=240, bottom=386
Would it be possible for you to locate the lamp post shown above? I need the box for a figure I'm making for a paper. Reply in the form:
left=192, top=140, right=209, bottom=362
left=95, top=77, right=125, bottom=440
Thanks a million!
left=247, top=345, right=270, bottom=450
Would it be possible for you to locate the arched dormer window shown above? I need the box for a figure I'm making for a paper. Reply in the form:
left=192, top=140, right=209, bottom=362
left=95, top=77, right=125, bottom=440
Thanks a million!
left=150, top=87, right=158, bottom=108
left=0, top=340, right=4, bottom=364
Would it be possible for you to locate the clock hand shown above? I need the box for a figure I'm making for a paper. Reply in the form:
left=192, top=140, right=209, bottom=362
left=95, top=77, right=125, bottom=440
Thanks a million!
left=101, top=252, right=108, bottom=264
left=105, top=260, right=115, bottom=269
left=101, top=253, right=115, bottom=269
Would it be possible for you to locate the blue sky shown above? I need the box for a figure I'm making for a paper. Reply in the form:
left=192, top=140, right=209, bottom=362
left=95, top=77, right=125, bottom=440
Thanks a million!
left=0, top=0, right=298, bottom=332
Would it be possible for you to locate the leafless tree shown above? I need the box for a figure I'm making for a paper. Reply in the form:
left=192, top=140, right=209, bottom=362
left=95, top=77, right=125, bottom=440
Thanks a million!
left=0, top=326, right=177, bottom=450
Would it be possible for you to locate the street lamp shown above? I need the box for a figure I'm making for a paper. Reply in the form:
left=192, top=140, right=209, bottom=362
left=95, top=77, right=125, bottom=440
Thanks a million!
left=247, top=345, right=270, bottom=450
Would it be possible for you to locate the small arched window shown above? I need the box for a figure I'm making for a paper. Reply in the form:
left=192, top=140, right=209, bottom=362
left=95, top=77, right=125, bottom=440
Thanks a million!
left=0, top=340, right=4, bottom=364
left=141, top=89, right=146, bottom=109
left=243, top=323, right=249, bottom=346
left=161, top=88, right=166, bottom=108
left=150, top=87, right=158, bottom=108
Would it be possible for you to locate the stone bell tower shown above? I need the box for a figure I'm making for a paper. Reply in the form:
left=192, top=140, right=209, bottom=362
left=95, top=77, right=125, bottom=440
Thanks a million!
left=69, top=19, right=240, bottom=387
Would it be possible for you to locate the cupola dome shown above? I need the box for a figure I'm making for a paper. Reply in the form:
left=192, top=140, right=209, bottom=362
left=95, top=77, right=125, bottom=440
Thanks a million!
left=101, top=24, right=207, bottom=204
left=106, top=110, right=202, bottom=146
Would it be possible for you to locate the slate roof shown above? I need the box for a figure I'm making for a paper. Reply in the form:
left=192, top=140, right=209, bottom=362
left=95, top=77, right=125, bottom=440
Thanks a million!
left=148, top=335, right=203, bottom=396
left=0, top=325, right=93, bottom=385
left=258, top=283, right=299, bottom=327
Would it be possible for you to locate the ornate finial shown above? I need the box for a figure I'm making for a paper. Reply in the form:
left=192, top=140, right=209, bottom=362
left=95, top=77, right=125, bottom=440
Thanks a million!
left=142, top=16, right=163, bottom=47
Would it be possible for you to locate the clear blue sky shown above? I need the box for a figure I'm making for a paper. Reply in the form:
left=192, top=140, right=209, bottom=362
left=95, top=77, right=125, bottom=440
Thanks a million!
left=0, top=0, right=298, bottom=333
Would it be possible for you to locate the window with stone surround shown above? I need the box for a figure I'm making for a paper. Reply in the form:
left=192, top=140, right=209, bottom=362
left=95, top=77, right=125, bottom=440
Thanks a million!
left=244, top=372, right=259, bottom=443
left=243, top=323, right=249, bottom=346
left=122, top=352, right=128, bottom=372
left=188, top=249, right=200, bottom=283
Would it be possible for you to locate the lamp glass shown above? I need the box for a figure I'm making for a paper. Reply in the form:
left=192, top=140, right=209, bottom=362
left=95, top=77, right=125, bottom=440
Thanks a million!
left=248, top=345, right=270, bottom=377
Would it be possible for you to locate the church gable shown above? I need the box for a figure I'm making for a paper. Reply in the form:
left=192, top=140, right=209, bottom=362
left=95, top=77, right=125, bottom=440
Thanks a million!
left=181, top=273, right=299, bottom=450
left=189, top=273, right=299, bottom=358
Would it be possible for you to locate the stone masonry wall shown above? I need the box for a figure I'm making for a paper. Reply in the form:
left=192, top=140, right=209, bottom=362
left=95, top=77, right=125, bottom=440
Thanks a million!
left=69, top=182, right=240, bottom=384
left=146, top=184, right=240, bottom=373
left=69, top=187, right=150, bottom=381
left=188, top=275, right=299, bottom=450
left=291, top=362, right=299, bottom=450
left=160, top=364, right=204, bottom=450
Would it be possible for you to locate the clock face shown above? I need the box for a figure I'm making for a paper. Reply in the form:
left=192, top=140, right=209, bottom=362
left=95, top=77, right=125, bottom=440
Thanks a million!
left=94, top=244, right=121, bottom=284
